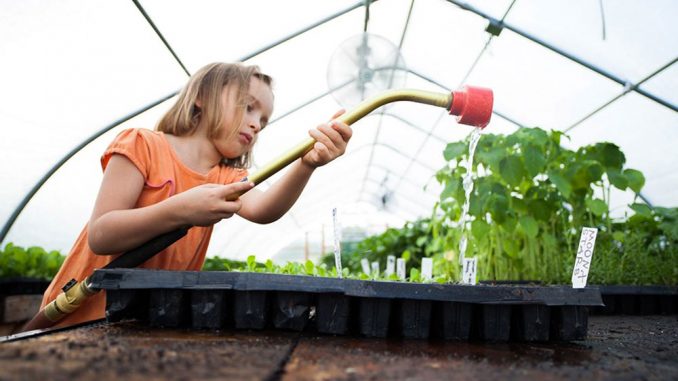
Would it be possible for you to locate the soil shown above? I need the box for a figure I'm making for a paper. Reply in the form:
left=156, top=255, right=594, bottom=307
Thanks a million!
left=283, top=315, right=678, bottom=381
left=0, top=323, right=297, bottom=381
left=0, top=315, right=676, bottom=381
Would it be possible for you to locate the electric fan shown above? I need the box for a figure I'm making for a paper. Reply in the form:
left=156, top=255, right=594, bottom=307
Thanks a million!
left=327, top=32, right=407, bottom=109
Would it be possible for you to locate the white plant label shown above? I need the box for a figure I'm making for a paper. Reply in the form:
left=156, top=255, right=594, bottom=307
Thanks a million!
left=386, top=255, right=396, bottom=277
left=361, top=258, right=371, bottom=275
left=331, top=208, right=343, bottom=278
left=571, top=227, right=598, bottom=289
left=461, top=257, right=477, bottom=285
left=371, top=261, right=380, bottom=277
left=397, top=258, right=406, bottom=280
left=421, top=257, right=433, bottom=282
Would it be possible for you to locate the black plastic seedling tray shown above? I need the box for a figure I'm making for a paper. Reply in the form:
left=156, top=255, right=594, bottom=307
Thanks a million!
left=89, top=269, right=603, bottom=342
left=1, top=277, right=51, bottom=326
left=592, top=285, right=677, bottom=316
left=0, top=278, right=50, bottom=296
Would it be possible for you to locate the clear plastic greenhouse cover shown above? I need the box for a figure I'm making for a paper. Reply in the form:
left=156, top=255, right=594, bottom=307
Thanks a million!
left=1, top=0, right=676, bottom=262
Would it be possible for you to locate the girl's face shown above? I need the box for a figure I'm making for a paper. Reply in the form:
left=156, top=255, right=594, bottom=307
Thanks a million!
left=213, top=76, right=274, bottom=159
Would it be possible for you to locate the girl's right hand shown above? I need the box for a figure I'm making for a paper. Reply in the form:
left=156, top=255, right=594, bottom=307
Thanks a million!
left=174, top=181, right=255, bottom=226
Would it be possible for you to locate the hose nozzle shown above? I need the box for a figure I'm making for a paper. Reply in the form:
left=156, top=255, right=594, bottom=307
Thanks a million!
left=449, top=85, right=493, bottom=128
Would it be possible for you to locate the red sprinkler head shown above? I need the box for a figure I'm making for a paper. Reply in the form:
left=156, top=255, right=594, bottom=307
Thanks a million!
left=449, top=85, right=493, bottom=128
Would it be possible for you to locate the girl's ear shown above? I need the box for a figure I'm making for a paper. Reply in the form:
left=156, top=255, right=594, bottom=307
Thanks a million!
left=195, top=98, right=203, bottom=108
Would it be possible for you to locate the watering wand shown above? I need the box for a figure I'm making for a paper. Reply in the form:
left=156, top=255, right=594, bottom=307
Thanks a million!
left=245, top=86, right=492, bottom=189
left=21, top=85, right=493, bottom=332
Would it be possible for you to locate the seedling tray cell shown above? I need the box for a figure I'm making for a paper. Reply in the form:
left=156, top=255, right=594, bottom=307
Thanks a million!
left=511, top=304, right=551, bottom=342
left=272, top=291, right=312, bottom=331
left=90, top=269, right=603, bottom=342
left=477, top=304, right=511, bottom=342
left=395, top=299, right=432, bottom=339
left=619, top=295, right=638, bottom=315
left=148, top=289, right=188, bottom=328
left=233, top=290, right=268, bottom=330
left=105, top=289, right=148, bottom=323
left=550, top=306, right=588, bottom=341
left=659, top=295, right=677, bottom=315
left=358, top=298, right=391, bottom=338
left=315, top=294, right=351, bottom=335
left=638, top=295, right=660, bottom=315
left=190, top=290, right=227, bottom=330
left=599, top=294, right=617, bottom=315
left=432, top=301, right=473, bottom=340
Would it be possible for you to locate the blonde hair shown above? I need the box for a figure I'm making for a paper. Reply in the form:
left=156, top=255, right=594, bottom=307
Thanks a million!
left=156, top=62, right=273, bottom=168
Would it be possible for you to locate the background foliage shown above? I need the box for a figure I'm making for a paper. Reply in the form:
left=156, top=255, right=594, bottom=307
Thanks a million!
left=0, top=243, right=65, bottom=280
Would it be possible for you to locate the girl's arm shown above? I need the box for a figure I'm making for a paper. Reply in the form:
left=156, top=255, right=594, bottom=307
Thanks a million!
left=87, top=154, right=253, bottom=254
left=238, top=113, right=352, bottom=224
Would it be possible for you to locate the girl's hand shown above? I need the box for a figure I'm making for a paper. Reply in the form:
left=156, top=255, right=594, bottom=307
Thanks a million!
left=302, top=109, right=353, bottom=168
left=174, top=181, right=254, bottom=226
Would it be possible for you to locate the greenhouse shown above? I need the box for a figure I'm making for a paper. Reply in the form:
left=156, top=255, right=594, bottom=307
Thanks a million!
left=1, top=1, right=676, bottom=380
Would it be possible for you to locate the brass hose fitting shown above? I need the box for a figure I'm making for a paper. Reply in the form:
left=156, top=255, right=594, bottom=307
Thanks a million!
left=21, top=278, right=99, bottom=331
left=43, top=278, right=99, bottom=322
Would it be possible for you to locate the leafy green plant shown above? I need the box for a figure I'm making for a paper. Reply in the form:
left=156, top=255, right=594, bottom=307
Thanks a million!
left=203, top=254, right=435, bottom=282
left=433, top=127, right=659, bottom=283
left=590, top=206, right=677, bottom=285
left=202, top=256, right=255, bottom=271
left=0, top=243, right=65, bottom=280
left=320, top=218, right=452, bottom=277
left=328, top=127, right=675, bottom=285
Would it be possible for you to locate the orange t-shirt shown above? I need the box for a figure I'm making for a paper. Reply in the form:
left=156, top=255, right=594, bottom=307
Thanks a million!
left=40, top=128, right=247, bottom=328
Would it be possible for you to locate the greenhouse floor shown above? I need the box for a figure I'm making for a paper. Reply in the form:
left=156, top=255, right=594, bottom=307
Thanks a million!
left=1, top=315, right=676, bottom=381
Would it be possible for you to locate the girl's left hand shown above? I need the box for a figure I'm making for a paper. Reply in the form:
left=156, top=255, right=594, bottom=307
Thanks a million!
left=302, top=109, right=353, bottom=168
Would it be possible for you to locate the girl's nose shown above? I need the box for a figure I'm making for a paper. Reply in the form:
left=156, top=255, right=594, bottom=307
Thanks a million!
left=248, top=119, right=261, bottom=133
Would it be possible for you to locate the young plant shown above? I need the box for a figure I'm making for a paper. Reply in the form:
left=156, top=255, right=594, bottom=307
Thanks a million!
left=0, top=243, right=65, bottom=280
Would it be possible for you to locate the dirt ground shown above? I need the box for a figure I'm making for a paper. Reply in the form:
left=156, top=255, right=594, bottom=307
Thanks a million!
left=0, top=315, right=676, bottom=381
left=283, top=315, right=678, bottom=381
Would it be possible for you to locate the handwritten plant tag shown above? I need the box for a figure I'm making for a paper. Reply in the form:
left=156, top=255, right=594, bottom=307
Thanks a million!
left=572, top=227, right=598, bottom=289
left=332, top=208, right=342, bottom=278
left=361, top=258, right=371, bottom=275
left=421, top=257, right=433, bottom=282
left=396, top=258, right=406, bottom=280
left=371, top=261, right=380, bottom=277
left=385, top=255, right=396, bottom=277
left=461, top=257, right=477, bottom=285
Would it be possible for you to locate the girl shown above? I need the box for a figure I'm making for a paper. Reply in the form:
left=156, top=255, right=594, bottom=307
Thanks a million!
left=39, top=62, right=352, bottom=328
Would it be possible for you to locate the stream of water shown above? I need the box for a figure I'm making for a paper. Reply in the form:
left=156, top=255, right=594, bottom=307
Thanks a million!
left=458, top=127, right=482, bottom=264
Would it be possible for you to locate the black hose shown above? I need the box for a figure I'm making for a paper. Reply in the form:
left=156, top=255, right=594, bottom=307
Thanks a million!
left=103, top=226, right=190, bottom=269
